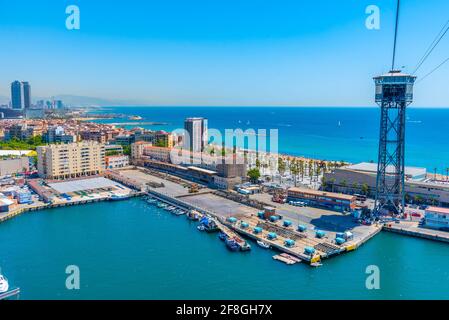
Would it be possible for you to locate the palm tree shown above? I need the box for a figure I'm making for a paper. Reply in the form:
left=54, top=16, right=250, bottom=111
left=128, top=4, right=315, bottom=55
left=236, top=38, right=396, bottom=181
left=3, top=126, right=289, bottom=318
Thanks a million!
left=361, top=183, right=369, bottom=196
left=340, top=179, right=348, bottom=193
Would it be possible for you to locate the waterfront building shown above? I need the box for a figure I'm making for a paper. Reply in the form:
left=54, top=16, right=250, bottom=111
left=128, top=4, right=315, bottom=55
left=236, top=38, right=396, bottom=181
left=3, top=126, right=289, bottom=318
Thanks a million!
left=184, top=117, right=208, bottom=153
left=0, top=158, right=30, bottom=177
left=287, top=187, right=356, bottom=212
left=323, top=163, right=449, bottom=207
left=105, top=155, right=129, bottom=169
left=10, top=81, right=31, bottom=109
left=37, top=141, right=105, bottom=180
left=424, top=207, right=449, bottom=230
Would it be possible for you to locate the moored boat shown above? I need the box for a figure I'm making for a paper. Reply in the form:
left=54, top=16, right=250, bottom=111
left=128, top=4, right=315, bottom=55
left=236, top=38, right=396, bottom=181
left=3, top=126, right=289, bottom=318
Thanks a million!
left=187, top=210, right=200, bottom=221
left=225, top=238, right=240, bottom=251
left=257, top=240, right=271, bottom=249
left=0, top=274, right=9, bottom=293
left=109, top=194, right=131, bottom=201
left=218, top=232, right=228, bottom=241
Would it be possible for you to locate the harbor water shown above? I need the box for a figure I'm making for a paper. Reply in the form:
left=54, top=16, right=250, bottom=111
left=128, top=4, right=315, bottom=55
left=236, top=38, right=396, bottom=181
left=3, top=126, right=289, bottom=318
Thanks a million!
left=1, top=198, right=448, bottom=300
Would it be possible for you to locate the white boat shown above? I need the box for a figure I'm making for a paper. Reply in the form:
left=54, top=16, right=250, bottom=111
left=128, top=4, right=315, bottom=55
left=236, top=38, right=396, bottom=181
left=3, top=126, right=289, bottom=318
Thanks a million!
left=0, top=274, right=9, bottom=293
left=311, top=262, right=323, bottom=268
left=257, top=240, right=271, bottom=249
left=197, top=225, right=206, bottom=231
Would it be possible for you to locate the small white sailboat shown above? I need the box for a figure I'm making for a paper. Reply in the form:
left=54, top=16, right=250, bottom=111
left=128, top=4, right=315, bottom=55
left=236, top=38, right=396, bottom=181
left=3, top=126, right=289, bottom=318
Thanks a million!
left=0, top=274, right=9, bottom=293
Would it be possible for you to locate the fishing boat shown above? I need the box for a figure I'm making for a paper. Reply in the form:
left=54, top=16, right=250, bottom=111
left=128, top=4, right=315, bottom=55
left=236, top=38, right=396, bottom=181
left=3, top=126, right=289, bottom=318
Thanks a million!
left=225, top=238, right=240, bottom=251
left=0, top=274, right=9, bottom=293
left=257, top=240, right=271, bottom=249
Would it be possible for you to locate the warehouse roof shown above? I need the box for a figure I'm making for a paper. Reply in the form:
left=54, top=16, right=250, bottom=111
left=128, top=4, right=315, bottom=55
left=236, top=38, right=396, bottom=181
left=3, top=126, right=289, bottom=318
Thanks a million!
left=344, top=162, right=426, bottom=179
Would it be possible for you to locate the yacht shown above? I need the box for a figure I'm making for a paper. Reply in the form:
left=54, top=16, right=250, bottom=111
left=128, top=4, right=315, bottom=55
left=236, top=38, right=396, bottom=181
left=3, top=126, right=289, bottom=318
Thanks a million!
left=0, top=274, right=9, bottom=293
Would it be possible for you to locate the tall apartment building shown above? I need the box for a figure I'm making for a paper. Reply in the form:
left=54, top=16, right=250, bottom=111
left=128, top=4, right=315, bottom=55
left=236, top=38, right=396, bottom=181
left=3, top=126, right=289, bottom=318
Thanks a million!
left=11, top=81, right=31, bottom=109
left=184, top=117, right=208, bottom=152
left=37, top=141, right=105, bottom=180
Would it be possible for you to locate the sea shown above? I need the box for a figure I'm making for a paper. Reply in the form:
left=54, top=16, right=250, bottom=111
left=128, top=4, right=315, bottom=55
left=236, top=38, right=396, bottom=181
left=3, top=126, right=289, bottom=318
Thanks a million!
left=93, top=106, right=449, bottom=171
left=1, top=106, right=449, bottom=300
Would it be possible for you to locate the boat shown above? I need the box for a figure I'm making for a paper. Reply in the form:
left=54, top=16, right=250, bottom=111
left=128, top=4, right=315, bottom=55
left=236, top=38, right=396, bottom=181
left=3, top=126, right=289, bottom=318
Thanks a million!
left=174, top=209, right=185, bottom=216
left=187, top=210, right=200, bottom=221
left=157, top=202, right=167, bottom=208
left=225, top=238, right=240, bottom=251
left=167, top=206, right=176, bottom=212
left=311, top=262, right=323, bottom=267
left=0, top=274, right=9, bottom=293
left=197, top=225, right=206, bottom=231
left=218, top=232, right=228, bottom=241
left=280, top=253, right=301, bottom=263
left=257, top=240, right=271, bottom=249
left=147, top=198, right=157, bottom=204
left=109, top=194, right=131, bottom=201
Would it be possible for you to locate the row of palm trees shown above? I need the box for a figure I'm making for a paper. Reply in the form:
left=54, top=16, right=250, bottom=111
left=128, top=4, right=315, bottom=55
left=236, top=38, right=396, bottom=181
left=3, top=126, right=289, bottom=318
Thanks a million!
left=254, top=155, right=348, bottom=186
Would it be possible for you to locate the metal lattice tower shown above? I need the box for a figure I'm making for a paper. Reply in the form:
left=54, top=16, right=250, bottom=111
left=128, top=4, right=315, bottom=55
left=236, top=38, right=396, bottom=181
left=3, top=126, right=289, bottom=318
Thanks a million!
left=373, top=71, right=416, bottom=216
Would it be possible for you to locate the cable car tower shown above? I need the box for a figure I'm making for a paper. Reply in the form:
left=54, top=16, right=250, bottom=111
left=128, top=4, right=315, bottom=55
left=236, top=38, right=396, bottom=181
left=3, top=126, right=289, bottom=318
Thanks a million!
left=373, top=0, right=416, bottom=216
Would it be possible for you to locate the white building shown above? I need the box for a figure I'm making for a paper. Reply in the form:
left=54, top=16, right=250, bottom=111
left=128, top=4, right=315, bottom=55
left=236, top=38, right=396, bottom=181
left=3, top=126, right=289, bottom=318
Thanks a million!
left=105, top=155, right=129, bottom=169
left=424, top=207, right=449, bottom=230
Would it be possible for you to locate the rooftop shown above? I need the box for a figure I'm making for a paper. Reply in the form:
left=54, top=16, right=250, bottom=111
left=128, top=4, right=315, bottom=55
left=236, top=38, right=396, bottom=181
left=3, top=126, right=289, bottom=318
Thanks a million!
left=288, top=187, right=355, bottom=201
left=48, top=177, right=120, bottom=194
left=344, top=162, right=426, bottom=179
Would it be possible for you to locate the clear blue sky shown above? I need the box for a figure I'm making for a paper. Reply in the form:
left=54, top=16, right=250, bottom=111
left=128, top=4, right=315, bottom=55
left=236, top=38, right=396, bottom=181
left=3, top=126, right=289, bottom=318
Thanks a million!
left=0, top=0, right=448, bottom=106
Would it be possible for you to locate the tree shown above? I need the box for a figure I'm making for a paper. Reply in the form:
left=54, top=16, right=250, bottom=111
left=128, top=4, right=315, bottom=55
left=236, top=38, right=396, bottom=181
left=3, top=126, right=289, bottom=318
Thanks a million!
left=299, top=160, right=305, bottom=181
left=123, top=145, right=131, bottom=156
left=247, top=168, right=261, bottom=184
left=290, top=160, right=299, bottom=187
left=278, top=157, right=286, bottom=177
left=361, top=183, right=369, bottom=196
left=340, top=179, right=348, bottom=193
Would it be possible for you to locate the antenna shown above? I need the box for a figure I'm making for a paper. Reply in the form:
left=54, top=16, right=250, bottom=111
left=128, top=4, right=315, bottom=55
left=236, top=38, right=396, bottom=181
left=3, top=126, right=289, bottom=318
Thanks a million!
left=391, top=0, right=401, bottom=71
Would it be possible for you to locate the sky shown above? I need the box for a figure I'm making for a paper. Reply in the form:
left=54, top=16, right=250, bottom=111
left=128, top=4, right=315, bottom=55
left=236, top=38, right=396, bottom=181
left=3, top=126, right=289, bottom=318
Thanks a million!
left=0, top=0, right=448, bottom=107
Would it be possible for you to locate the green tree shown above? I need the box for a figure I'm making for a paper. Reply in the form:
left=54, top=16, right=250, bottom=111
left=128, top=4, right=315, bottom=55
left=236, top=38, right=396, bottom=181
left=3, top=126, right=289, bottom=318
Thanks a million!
left=361, top=183, right=369, bottom=196
left=247, top=168, right=261, bottom=183
left=123, top=145, right=131, bottom=156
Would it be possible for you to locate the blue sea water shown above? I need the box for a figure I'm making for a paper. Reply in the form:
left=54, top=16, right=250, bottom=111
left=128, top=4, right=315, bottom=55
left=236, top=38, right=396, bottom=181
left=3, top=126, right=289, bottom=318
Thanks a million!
left=94, top=106, right=449, bottom=171
left=1, top=198, right=448, bottom=300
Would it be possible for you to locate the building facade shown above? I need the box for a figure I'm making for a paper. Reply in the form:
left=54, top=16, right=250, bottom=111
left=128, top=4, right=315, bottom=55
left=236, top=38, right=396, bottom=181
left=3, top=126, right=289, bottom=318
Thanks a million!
left=184, top=117, right=208, bottom=152
left=287, top=187, right=356, bottom=212
left=105, top=155, right=129, bottom=169
left=0, top=158, right=30, bottom=177
left=37, top=141, right=105, bottom=180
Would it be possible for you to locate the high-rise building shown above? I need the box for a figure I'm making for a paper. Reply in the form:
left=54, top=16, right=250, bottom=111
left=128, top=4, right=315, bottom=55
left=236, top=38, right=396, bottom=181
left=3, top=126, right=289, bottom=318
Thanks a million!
left=22, top=82, right=31, bottom=109
left=37, top=141, right=106, bottom=180
left=184, top=117, right=208, bottom=153
left=10, top=81, right=31, bottom=109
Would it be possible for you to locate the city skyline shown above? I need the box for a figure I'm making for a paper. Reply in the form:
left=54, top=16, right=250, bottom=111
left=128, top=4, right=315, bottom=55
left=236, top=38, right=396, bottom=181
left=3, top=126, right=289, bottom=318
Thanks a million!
left=0, top=0, right=448, bottom=107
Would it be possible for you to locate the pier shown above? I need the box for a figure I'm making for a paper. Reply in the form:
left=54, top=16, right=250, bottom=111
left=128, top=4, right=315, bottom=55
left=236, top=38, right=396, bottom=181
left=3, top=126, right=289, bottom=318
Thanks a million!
left=0, top=288, right=20, bottom=300
left=383, top=222, right=449, bottom=244
left=145, top=189, right=383, bottom=265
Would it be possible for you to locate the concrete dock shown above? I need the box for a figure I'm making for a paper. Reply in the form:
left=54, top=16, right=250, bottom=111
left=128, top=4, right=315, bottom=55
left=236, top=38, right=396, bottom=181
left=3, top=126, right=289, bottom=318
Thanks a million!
left=383, top=221, right=449, bottom=244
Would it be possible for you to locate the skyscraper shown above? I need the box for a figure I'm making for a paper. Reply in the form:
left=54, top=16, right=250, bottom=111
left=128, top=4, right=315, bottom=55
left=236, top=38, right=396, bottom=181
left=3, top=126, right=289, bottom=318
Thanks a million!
left=22, top=82, right=31, bottom=109
left=184, top=117, right=208, bottom=153
left=10, top=81, right=32, bottom=109
left=11, top=81, right=23, bottom=109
